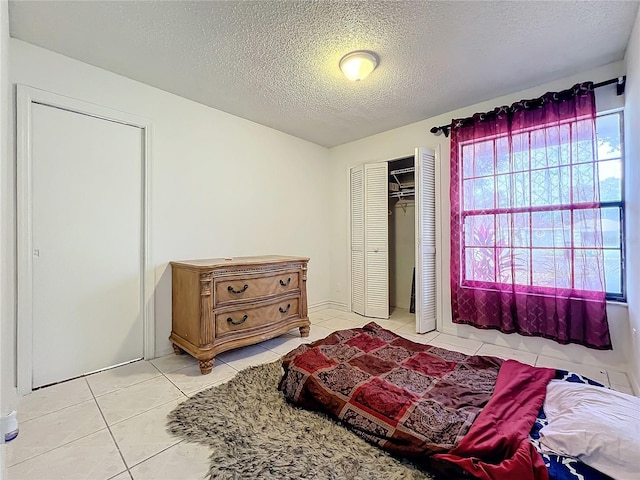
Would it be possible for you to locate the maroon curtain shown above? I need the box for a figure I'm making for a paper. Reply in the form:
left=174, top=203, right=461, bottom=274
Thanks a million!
left=450, top=83, right=611, bottom=349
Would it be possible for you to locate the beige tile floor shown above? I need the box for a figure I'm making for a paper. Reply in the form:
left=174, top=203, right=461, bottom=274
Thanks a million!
left=3, top=307, right=634, bottom=480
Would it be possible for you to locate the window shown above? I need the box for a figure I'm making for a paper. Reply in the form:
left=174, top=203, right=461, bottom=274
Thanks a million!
left=460, top=111, right=625, bottom=300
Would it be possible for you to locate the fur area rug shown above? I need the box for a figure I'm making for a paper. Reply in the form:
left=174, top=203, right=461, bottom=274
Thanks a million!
left=167, top=361, right=433, bottom=480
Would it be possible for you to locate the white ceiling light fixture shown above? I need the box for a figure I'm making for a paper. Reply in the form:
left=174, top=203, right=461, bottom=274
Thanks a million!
left=339, top=51, right=378, bottom=82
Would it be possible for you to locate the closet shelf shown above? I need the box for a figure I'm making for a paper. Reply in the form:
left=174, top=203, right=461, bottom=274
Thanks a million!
left=390, top=189, right=415, bottom=199
left=390, top=167, right=415, bottom=176
left=390, top=166, right=415, bottom=198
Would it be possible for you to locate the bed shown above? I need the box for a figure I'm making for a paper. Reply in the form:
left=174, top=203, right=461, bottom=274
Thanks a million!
left=279, top=322, right=637, bottom=480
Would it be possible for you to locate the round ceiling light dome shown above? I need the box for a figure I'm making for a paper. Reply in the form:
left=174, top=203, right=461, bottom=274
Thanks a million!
left=339, top=51, right=378, bottom=82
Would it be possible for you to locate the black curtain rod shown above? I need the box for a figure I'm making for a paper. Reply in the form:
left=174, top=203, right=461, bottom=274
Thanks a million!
left=430, top=76, right=626, bottom=137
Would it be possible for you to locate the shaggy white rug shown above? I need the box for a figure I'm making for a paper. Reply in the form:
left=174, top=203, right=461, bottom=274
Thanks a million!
left=168, top=361, right=433, bottom=480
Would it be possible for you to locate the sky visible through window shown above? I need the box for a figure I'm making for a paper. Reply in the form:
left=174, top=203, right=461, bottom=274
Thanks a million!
left=461, top=111, right=624, bottom=298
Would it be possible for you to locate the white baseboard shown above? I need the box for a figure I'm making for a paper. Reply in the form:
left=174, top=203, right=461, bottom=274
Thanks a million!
left=155, top=346, right=174, bottom=359
left=308, top=301, right=332, bottom=312
left=308, top=301, right=348, bottom=312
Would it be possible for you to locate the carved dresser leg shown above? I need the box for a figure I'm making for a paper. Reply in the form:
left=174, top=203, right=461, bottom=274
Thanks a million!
left=299, top=325, right=310, bottom=337
left=199, top=358, right=215, bottom=375
left=172, top=343, right=184, bottom=355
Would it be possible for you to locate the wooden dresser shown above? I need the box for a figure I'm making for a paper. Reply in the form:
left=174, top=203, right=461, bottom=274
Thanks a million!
left=170, top=255, right=310, bottom=374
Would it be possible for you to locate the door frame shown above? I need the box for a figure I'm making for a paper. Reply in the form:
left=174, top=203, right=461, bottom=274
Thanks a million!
left=16, top=84, right=154, bottom=395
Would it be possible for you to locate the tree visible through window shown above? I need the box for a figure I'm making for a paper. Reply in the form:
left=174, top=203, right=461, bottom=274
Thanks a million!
left=451, top=83, right=612, bottom=349
left=460, top=111, right=624, bottom=300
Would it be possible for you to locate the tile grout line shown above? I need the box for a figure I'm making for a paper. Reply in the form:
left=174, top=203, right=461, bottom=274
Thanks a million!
left=90, top=373, right=164, bottom=399
left=155, top=355, right=242, bottom=398
left=86, top=377, right=135, bottom=478
left=125, top=439, right=188, bottom=472
left=5, top=377, right=110, bottom=470
left=5, top=426, right=112, bottom=469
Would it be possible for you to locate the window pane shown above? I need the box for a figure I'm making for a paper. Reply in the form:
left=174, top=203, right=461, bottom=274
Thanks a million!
left=573, top=119, right=597, bottom=164
left=511, top=213, right=530, bottom=247
left=601, top=207, right=621, bottom=249
left=532, top=249, right=571, bottom=289
left=532, top=211, right=571, bottom=248
left=464, top=177, right=495, bottom=210
left=573, top=208, right=597, bottom=248
left=495, top=172, right=536, bottom=209
left=510, top=132, right=530, bottom=172
left=496, top=137, right=510, bottom=174
left=598, top=159, right=622, bottom=202
left=603, top=249, right=622, bottom=295
left=495, top=213, right=511, bottom=247
left=463, top=140, right=494, bottom=178
left=464, top=215, right=494, bottom=247
left=495, top=247, right=514, bottom=283
left=496, top=174, right=510, bottom=208
left=512, top=171, right=530, bottom=208
left=531, top=129, right=553, bottom=169
left=512, top=248, right=530, bottom=286
left=462, top=145, right=474, bottom=178
left=572, top=163, right=598, bottom=203
left=465, top=247, right=496, bottom=282
left=558, top=124, right=571, bottom=165
left=574, top=250, right=606, bottom=291
left=531, top=167, right=570, bottom=207
left=596, top=113, right=622, bottom=161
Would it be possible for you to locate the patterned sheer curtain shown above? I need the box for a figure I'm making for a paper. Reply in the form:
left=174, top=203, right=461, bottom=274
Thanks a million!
left=450, top=82, right=612, bottom=349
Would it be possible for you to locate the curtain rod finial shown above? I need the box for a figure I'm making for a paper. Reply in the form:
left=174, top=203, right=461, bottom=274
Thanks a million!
left=617, top=76, right=626, bottom=96
left=430, top=125, right=450, bottom=137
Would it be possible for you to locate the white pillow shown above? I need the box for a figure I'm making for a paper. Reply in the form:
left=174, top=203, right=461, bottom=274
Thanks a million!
left=539, top=380, right=640, bottom=480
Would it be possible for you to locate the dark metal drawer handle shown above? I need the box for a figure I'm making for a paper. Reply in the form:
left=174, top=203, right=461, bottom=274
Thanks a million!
left=279, top=278, right=291, bottom=287
left=279, top=304, right=291, bottom=314
left=227, top=314, right=248, bottom=326
left=228, top=284, right=248, bottom=294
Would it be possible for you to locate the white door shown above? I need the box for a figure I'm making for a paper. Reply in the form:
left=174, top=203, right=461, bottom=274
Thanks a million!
left=31, top=103, right=143, bottom=388
left=363, top=162, right=389, bottom=318
left=415, top=147, right=437, bottom=333
left=350, top=166, right=365, bottom=315
left=350, top=162, right=389, bottom=319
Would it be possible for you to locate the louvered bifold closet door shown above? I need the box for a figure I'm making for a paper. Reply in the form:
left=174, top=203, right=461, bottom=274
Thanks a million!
left=350, top=166, right=365, bottom=315
left=415, top=147, right=437, bottom=332
left=364, top=162, right=389, bottom=319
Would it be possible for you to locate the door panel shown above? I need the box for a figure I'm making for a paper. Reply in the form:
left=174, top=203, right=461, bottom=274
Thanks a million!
left=364, top=162, right=389, bottom=319
left=350, top=166, right=365, bottom=315
left=32, top=103, right=143, bottom=387
left=415, top=147, right=437, bottom=333
left=350, top=162, right=389, bottom=319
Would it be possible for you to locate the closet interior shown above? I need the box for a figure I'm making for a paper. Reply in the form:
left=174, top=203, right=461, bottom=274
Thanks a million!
left=388, top=156, right=416, bottom=316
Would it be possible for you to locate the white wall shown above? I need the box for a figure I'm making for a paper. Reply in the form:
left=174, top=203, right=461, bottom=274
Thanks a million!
left=389, top=200, right=415, bottom=310
left=624, top=8, right=640, bottom=392
left=330, top=62, right=631, bottom=371
left=2, top=39, right=332, bottom=405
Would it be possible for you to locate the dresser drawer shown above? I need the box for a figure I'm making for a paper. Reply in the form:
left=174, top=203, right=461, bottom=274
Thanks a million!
left=216, top=297, right=300, bottom=337
left=215, top=271, right=300, bottom=306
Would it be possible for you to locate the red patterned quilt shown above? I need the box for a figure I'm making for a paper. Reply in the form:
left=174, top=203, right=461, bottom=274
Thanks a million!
left=279, top=322, right=504, bottom=461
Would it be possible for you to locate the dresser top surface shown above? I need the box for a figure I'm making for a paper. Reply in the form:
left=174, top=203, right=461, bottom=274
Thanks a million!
left=170, top=255, right=309, bottom=269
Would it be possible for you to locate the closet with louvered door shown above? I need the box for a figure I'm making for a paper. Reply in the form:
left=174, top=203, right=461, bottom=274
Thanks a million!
left=349, top=147, right=437, bottom=332
left=350, top=163, right=389, bottom=319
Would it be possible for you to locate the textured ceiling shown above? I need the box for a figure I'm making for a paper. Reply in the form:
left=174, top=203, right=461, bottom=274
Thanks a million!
left=8, top=1, right=640, bottom=147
